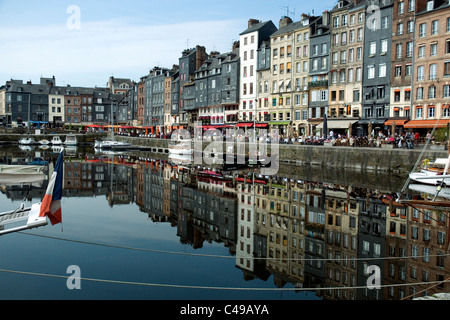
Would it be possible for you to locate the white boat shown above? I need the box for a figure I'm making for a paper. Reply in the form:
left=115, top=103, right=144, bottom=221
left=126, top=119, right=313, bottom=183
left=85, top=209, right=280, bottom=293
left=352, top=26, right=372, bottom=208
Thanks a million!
left=409, top=157, right=450, bottom=186
left=51, top=136, right=63, bottom=145
left=169, top=142, right=193, bottom=155
left=94, top=139, right=132, bottom=150
left=0, top=164, right=46, bottom=185
left=18, top=136, right=36, bottom=145
left=0, top=150, right=64, bottom=236
left=64, top=134, right=77, bottom=146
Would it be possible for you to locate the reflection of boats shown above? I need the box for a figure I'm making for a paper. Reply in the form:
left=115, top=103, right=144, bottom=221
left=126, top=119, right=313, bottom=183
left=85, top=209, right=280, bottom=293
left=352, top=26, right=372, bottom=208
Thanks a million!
left=19, top=136, right=36, bottom=145
left=408, top=184, right=450, bottom=200
left=64, top=134, right=77, bottom=146
left=169, top=153, right=193, bottom=165
left=51, top=136, right=63, bottom=145
left=0, top=151, right=63, bottom=236
left=65, top=146, right=77, bottom=156
left=52, top=146, right=64, bottom=154
left=18, top=145, right=34, bottom=151
left=409, top=157, right=450, bottom=186
left=39, top=139, right=50, bottom=145
left=169, top=142, right=193, bottom=155
left=0, top=164, right=46, bottom=185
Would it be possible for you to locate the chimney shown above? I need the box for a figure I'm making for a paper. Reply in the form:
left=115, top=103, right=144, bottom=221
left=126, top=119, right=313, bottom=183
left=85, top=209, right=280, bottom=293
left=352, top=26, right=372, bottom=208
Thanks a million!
left=279, top=16, right=293, bottom=28
left=232, top=41, right=240, bottom=51
left=322, top=10, right=330, bottom=27
left=195, top=45, right=207, bottom=70
left=248, top=19, right=260, bottom=28
left=210, top=51, right=220, bottom=58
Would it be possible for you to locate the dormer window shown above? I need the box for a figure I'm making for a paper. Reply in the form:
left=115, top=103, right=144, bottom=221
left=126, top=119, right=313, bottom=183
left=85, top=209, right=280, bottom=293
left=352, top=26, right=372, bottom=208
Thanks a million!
left=427, top=0, right=434, bottom=11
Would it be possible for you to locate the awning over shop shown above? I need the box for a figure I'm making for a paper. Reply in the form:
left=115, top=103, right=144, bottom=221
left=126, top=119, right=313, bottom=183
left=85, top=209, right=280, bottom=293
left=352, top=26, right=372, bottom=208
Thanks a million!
left=268, top=121, right=291, bottom=126
left=317, top=120, right=358, bottom=129
left=404, top=119, right=450, bottom=129
left=236, top=123, right=254, bottom=128
left=254, top=123, right=268, bottom=128
left=385, top=119, right=409, bottom=126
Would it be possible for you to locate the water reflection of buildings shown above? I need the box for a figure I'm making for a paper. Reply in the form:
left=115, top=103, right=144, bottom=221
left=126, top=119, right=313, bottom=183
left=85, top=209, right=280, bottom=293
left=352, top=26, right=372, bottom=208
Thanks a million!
left=9, top=152, right=448, bottom=300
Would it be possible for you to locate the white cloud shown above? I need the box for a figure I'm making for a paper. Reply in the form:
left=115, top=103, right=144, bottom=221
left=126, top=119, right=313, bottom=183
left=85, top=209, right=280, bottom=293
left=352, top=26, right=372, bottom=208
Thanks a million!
left=0, top=18, right=244, bottom=86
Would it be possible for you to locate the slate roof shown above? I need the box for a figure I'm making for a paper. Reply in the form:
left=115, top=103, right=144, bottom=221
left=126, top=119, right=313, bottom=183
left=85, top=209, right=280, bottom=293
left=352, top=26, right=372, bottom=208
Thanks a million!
left=240, top=20, right=277, bottom=36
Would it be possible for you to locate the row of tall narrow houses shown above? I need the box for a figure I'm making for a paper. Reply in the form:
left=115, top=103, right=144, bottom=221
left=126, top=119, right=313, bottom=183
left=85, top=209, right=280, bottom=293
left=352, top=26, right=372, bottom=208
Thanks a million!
left=1, top=0, right=450, bottom=137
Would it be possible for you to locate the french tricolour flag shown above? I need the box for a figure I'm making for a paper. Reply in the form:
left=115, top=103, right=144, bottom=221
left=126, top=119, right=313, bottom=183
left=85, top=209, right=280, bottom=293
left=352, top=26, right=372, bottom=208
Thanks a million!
left=39, top=150, right=63, bottom=225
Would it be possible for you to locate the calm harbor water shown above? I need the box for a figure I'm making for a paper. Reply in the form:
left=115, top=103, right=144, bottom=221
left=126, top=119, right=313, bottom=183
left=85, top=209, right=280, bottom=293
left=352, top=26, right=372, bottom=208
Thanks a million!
left=0, top=145, right=448, bottom=301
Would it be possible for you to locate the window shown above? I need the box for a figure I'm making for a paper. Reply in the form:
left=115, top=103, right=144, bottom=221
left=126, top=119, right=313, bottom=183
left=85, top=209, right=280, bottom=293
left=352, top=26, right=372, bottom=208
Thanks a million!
left=430, top=64, right=437, bottom=80
left=445, top=85, right=450, bottom=98
left=369, top=42, right=376, bottom=55
left=409, top=0, right=416, bottom=12
left=398, top=1, right=405, bottom=14
left=368, top=65, right=375, bottom=79
left=432, top=20, right=439, bottom=35
left=418, top=45, right=425, bottom=58
left=348, top=68, right=354, bottom=82
left=445, top=62, right=450, bottom=77
left=428, top=106, right=435, bottom=118
left=407, top=42, right=413, bottom=57
left=379, top=64, right=387, bottom=78
left=396, top=44, right=403, bottom=59
left=429, top=85, right=436, bottom=99
left=408, top=20, right=415, bottom=33
left=430, top=43, right=438, bottom=56
left=381, top=39, right=388, bottom=54
left=417, top=66, right=425, bottom=81
left=397, top=22, right=404, bottom=35
left=395, top=66, right=402, bottom=77
left=416, top=106, right=423, bottom=118
left=417, top=87, right=424, bottom=100
left=419, top=23, right=427, bottom=37
left=382, top=16, right=389, bottom=29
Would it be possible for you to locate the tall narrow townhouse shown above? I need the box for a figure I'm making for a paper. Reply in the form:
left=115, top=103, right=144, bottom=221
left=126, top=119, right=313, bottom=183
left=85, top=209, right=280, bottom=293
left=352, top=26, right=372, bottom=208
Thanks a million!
left=256, top=39, right=271, bottom=129
left=49, top=86, right=65, bottom=126
left=137, top=77, right=146, bottom=126
left=145, top=66, right=169, bottom=135
left=239, top=19, right=277, bottom=131
left=328, top=0, right=365, bottom=137
left=388, top=0, right=427, bottom=134
left=360, top=0, right=394, bottom=137
left=179, top=45, right=207, bottom=131
left=293, top=14, right=319, bottom=137
left=221, top=43, right=240, bottom=128
left=308, top=11, right=331, bottom=138
left=269, top=16, right=303, bottom=138
left=407, top=0, right=450, bottom=134
left=163, top=66, right=178, bottom=135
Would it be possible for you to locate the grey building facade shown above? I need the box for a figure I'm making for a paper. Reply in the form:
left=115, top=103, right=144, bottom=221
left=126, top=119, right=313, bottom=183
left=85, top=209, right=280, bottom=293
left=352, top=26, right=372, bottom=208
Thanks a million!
left=361, top=0, right=394, bottom=133
left=308, top=12, right=331, bottom=136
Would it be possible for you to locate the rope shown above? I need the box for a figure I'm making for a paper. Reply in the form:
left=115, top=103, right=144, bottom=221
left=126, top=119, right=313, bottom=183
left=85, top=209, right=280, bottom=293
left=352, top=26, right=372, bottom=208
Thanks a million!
left=0, top=267, right=449, bottom=292
left=18, top=232, right=450, bottom=263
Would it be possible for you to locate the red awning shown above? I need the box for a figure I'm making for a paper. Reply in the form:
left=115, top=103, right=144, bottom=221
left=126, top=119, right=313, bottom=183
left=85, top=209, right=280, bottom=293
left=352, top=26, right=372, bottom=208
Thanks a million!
left=236, top=123, right=254, bottom=128
left=385, top=119, right=408, bottom=126
left=404, top=119, right=450, bottom=129
left=254, top=123, right=268, bottom=128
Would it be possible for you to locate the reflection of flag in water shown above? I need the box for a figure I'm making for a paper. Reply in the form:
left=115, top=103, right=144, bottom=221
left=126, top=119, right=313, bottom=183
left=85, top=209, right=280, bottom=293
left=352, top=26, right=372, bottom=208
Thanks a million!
left=39, top=151, right=63, bottom=225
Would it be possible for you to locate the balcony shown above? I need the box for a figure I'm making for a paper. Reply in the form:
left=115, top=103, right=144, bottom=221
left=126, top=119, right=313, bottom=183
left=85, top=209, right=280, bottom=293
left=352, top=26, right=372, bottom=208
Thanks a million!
left=308, top=80, right=328, bottom=88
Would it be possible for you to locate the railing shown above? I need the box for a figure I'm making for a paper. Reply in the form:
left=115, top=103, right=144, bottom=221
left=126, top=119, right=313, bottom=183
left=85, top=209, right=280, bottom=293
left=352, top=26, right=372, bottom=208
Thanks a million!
left=308, top=80, right=328, bottom=88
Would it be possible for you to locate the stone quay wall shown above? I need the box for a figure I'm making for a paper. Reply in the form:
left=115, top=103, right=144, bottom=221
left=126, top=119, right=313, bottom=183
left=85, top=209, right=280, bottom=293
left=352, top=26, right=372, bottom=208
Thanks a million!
left=1, top=134, right=447, bottom=174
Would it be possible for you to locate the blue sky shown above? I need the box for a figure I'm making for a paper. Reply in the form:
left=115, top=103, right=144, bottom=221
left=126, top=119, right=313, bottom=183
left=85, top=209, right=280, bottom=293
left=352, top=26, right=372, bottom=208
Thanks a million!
left=0, top=0, right=335, bottom=88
